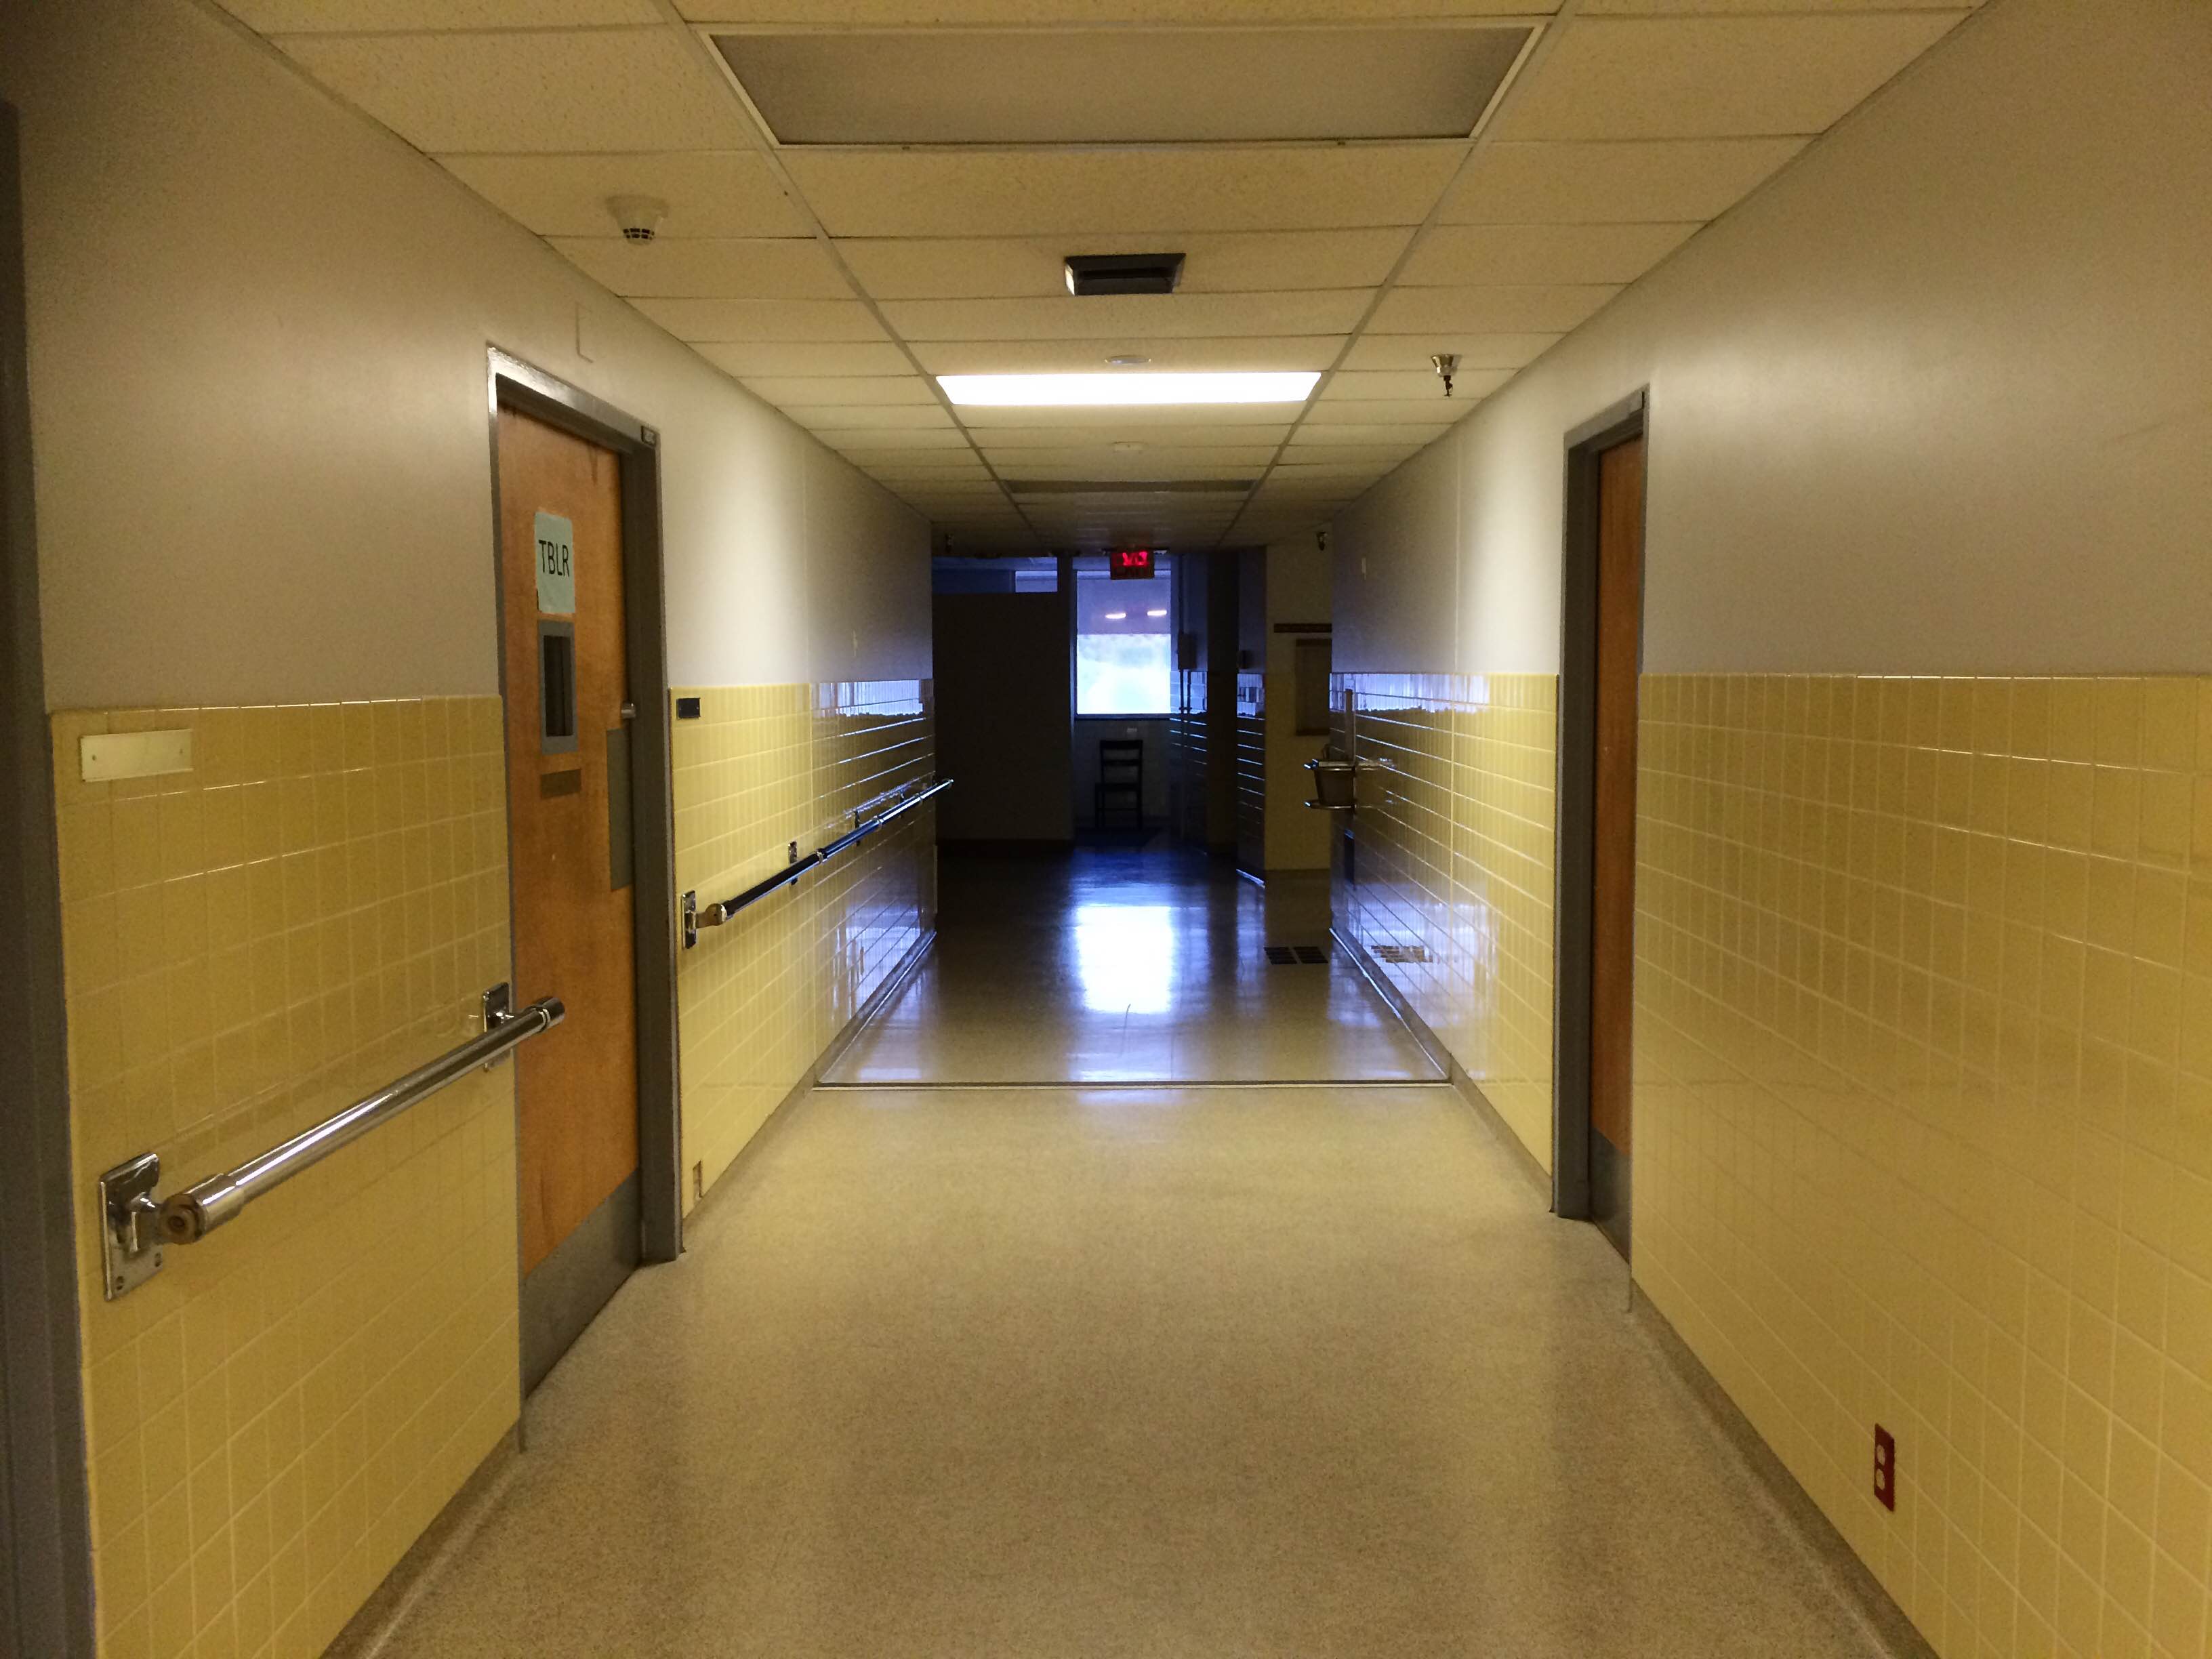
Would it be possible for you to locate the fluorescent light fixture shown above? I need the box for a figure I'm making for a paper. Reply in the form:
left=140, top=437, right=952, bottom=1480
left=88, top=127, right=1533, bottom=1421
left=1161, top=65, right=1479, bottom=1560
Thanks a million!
left=1147, top=609, right=1168, bottom=617
left=1105, top=611, right=1127, bottom=621
left=937, top=371, right=1319, bottom=407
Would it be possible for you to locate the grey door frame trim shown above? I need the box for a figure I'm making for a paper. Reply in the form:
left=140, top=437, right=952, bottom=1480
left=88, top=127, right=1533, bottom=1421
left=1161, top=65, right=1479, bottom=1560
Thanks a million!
left=0, top=99, right=100, bottom=1659
left=1551, top=386, right=1648, bottom=1223
left=484, top=347, right=683, bottom=1273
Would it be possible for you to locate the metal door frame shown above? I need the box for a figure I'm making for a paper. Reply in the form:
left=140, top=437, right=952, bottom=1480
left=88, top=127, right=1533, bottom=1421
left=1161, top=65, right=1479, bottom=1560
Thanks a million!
left=483, top=349, right=682, bottom=1317
left=0, top=98, right=100, bottom=1659
left=1551, top=387, right=1648, bottom=1227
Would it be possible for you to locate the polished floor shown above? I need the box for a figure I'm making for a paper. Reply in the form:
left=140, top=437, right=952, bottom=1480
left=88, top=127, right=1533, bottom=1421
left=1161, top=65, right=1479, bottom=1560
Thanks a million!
left=377, top=1082, right=1886, bottom=1658
left=370, top=853, right=1886, bottom=1658
left=824, top=847, right=1441, bottom=1084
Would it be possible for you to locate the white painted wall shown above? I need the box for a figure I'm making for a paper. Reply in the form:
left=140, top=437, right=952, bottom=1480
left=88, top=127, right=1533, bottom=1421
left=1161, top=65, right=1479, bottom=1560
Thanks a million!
left=1334, top=0, right=2212, bottom=676
left=3, top=0, right=929, bottom=711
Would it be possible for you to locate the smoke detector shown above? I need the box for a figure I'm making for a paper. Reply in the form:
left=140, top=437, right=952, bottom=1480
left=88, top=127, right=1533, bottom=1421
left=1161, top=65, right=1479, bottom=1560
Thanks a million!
left=607, top=194, right=670, bottom=243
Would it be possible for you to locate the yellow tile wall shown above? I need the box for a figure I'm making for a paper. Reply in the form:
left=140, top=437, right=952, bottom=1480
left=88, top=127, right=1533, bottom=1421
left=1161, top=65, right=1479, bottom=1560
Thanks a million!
left=672, top=680, right=935, bottom=1204
left=1635, top=675, right=2212, bottom=1659
left=50, top=699, right=519, bottom=1659
left=1335, top=673, right=1558, bottom=1168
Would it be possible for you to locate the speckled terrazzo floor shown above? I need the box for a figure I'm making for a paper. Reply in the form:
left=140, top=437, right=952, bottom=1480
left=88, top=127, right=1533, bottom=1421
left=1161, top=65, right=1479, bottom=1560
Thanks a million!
left=371, top=1081, right=1889, bottom=1658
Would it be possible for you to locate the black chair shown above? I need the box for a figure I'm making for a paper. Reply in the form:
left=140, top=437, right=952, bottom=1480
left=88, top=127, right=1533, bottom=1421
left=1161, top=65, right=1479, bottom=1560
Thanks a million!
left=1095, top=737, right=1144, bottom=829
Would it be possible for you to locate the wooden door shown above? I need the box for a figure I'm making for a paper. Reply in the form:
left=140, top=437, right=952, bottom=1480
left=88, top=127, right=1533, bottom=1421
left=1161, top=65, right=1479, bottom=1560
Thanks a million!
left=1589, top=434, right=1643, bottom=1253
left=495, top=406, right=640, bottom=1375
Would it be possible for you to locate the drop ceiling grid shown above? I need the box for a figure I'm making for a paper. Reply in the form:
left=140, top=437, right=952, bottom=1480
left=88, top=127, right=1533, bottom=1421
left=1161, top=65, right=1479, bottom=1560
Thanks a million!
left=226, top=0, right=1978, bottom=551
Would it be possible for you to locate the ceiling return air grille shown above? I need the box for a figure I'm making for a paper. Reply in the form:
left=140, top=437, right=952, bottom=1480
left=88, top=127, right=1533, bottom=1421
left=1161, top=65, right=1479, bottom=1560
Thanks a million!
left=713, top=27, right=1534, bottom=147
left=1064, top=253, right=1184, bottom=297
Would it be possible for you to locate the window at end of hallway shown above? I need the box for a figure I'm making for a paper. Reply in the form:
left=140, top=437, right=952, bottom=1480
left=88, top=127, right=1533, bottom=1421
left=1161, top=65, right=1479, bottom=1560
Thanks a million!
left=1076, top=559, right=1172, bottom=716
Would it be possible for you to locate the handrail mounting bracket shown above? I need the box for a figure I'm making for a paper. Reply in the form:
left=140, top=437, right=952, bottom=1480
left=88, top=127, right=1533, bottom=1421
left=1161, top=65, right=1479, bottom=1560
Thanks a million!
left=97, top=1151, right=165, bottom=1300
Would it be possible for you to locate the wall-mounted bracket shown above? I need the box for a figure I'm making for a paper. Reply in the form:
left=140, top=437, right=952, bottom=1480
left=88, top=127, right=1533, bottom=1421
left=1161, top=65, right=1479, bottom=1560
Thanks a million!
left=681, top=890, right=698, bottom=950
left=97, top=1152, right=164, bottom=1300
left=480, top=981, right=518, bottom=1066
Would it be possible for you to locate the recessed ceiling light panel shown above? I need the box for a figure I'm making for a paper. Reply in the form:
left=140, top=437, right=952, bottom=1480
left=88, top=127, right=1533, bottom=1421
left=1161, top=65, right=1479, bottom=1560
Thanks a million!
left=939, top=372, right=1319, bottom=407
left=714, top=28, right=1532, bottom=146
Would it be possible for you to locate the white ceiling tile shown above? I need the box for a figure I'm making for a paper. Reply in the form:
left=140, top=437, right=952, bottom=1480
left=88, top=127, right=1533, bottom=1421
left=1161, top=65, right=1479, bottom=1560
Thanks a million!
left=783, top=148, right=1462, bottom=239
left=910, top=337, right=1345, bottom=375
left=1584, top=0, right=1970, bottom=12
left=549, top=237, right=848, bottom=301
left=1498, top=14, right=1965, bottom=142
left=785, top=404, right=955, bottom=430
left=869, top=463, right=994, bottom=480
left=1265, top=444, right=1422, bottom=467
left=1269, top=462, right=1400, bottom=480
left=897, top=485, right=1010, bottom=502
left=882, top=291, right=1372, bottom=342
left=1339, top=332, right=1559, bottom=371
left=631, top=298, right=889, bottom=342
left=1368, top=284, right=1618, bottom=335
left=1319, top=369, right=1512, bottom=402
left=991, top=462, right=1265, bottom=480
left=836, top=230, right=1415, bottom=301
left=693, top=341, right=914, bottom=377
left=739, top=375, right=937, bottom=407
left=1439, top=139, right=1806, bottom=225
left=1285, top=426, right=1436, bottom=449
left=1400, top=221, right=1698, bottom=287
left=225, top=0, right=655, bottom=24
left=281, top=30, right=752, bottom=152
left=683, top=0, right=1542, bottom=18
left=1304, top=401, right=1477, bottom=426
left=983, top=448, right=1280, bottom=472
left=440, top=152, right=809, bottom=239
left=819, top=428, right=976, bottom=452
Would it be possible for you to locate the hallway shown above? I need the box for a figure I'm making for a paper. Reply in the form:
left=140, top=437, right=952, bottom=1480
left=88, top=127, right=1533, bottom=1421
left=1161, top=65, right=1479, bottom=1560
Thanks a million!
left=825, top=848, right=1439, bottom=1085
left=10, top=3, right=2212, bottom=1657
left=375, top=1075, right=1881, bottom=1659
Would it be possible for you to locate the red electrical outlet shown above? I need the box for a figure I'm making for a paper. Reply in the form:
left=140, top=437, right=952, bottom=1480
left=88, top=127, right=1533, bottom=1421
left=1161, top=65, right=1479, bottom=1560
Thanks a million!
left=1873, top=1425, right=1897, bottom=1511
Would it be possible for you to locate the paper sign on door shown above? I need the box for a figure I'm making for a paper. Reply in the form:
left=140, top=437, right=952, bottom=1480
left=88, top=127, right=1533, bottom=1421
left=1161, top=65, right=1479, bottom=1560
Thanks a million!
left=534, top=512, right=575, bottom=614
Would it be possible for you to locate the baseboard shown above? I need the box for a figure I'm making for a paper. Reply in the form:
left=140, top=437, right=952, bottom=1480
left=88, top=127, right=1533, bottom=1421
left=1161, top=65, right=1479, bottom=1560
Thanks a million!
left=689, top=926, right=937, bottom=1228
left=1337, top=933, right=1929, bottom=1656
left=323, top=1425, right=520, bottom=1659
left=938, top=838, right=1073, bottom=856
left=329, top=928, right=937, bottom=1648
left=1631, top=1291, right=1938, bottom=1659
left=816, top=926, right=936, bottom=1082
left=1331, top=926, right=1551, bottom=1204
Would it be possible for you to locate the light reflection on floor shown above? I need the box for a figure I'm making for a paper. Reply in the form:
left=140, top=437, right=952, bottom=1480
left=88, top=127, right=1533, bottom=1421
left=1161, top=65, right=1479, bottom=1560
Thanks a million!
left=823, top=846, right=1441, bottom=1085
left=1071, top=903, right=1176, bottom=1014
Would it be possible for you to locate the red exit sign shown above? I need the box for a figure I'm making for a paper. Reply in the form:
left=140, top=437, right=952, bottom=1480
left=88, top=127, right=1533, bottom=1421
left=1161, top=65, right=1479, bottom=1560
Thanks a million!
left=1109, top=548, right=1158, bottom=581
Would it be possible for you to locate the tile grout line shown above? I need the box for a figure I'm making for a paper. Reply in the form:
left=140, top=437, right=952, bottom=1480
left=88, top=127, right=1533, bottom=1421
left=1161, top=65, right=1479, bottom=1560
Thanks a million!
left=649, top=0, right=1052, bottom=554
left=1214, top=1, right=1582, bottom=552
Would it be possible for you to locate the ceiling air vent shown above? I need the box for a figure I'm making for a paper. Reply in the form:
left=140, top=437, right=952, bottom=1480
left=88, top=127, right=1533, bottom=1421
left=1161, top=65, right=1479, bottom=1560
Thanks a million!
left=1065, top=253, right=1185, bottom=298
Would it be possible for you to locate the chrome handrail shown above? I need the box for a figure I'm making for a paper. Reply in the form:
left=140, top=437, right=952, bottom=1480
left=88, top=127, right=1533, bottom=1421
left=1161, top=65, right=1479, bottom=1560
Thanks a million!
left=160, top=991, right=562, bottom=1243
left=96, top=983, right=563, bottom=1296
left=682, top=777, right=953, bottom=947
